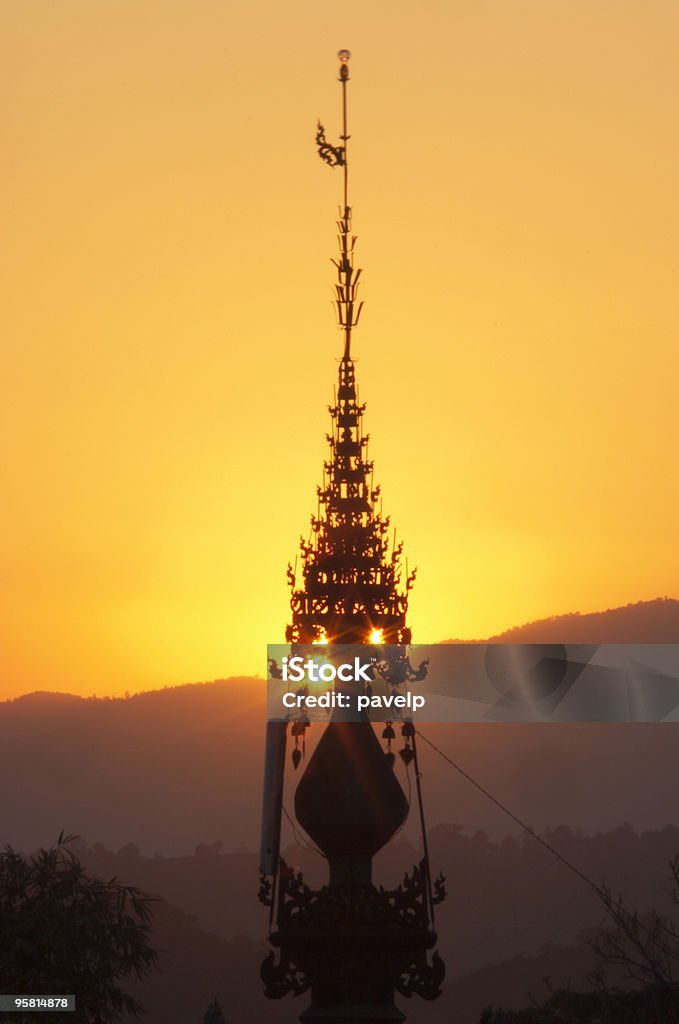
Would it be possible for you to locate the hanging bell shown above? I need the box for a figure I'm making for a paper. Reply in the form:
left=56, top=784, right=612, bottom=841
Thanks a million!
left=401, top=721, right=415, bottom=738
left=382, top=723, right=395, bottom=741
left=399, top=745, right=414, bottom=766
left=291, top=720, right=306, bottom=736
left=292, top=748, right=302, bottom=770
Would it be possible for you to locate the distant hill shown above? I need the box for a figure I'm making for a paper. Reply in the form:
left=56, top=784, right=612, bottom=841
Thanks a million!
left=1, top=598, right=678, bottom=858
left=71, top=823, right=679, bottom=1024
left=2, top=597, right=679, bottom=1023
left=445, top=597, right=679, bottom=644
left=492, top=596, right=679, bottom=642
left=118, top=896, right=292, bottom=1024
left=0, top=676, right=264, bottom=857
left=424, top=933, right=598, bottom=1024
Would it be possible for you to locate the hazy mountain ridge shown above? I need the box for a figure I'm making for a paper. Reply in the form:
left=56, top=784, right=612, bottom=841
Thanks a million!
left=6, top=598, right=678, bottom=711
left=119, top=896, right=291, bottom=1024
left=4, top=675, right=261, bottom=708
left=2, top=597, right=679, bottom=1023
left=68, top=823, right=679, bottom=1024
left=2, top=599, right=678, bottom=858
left=443, top=597, right=679, bottom=644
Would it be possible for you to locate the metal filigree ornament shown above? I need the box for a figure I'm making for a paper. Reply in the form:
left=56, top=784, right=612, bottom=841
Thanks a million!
left=261, top=859, right=446, bottom=1001
left=315, top=121, right=345, bottom=168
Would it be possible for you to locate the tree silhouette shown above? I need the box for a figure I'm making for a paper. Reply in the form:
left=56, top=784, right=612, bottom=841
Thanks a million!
left=591, top=853, right=679, bottom=989
left=0, top=833, right=158, bottom=1023
left=202, top=996, right=226, bottom=1023
left=476, top=856, right=679, bottom=1023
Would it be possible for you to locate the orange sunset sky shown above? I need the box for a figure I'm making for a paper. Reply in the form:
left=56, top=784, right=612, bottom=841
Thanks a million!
left=2, top=1, right=678, bottom=699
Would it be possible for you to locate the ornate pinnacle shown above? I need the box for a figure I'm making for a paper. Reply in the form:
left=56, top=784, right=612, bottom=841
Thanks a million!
left=286, top=53, right=414, bottom=648
left=315, top=49, right=362, bottom=360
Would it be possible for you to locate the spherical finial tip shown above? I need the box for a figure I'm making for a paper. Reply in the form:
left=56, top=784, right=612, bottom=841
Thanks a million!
left=337, top=49, right=351, bottom=64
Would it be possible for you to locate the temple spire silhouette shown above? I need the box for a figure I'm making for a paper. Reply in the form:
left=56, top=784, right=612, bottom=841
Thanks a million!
left=287, top=49, right=415, bottom=649
left=260, top=51, right=445, bottom=1024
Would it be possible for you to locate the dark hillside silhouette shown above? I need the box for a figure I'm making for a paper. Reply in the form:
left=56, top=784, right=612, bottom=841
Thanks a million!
left=54, top=824, right=679, bottom=1023
left=1, top=599, right=678, bottom=858
left=1, top=598, right=678, bottom=1022
left=120, top=898, right=293, bottom=1024
left=0, top=677, right=260, bottom=856
left=476, top=596, right=679, bottom=643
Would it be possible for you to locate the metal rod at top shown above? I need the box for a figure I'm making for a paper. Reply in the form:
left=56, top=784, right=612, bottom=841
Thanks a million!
left=338, top=49, right=350, bottom=210
left=316, top=50, right=363, bottom=361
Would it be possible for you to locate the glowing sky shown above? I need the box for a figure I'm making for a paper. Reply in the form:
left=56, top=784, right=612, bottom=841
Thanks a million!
left=2, top=0, right=678, bottom=698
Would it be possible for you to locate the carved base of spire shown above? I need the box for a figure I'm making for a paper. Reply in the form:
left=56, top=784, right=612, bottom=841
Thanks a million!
left=260, top=857, right=445, bottom=1023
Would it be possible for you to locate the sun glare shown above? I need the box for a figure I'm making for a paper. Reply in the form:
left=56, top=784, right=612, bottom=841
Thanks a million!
left=369, top=628, right=384, bottom=644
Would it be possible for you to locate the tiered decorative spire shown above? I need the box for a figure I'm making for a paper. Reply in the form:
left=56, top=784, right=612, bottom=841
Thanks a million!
left=286, top=51, right=416, bottom=646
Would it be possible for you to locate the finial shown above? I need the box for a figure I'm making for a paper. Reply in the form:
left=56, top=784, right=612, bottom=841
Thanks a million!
left=337, top=48, right=351, bottom=80
left=315, top=50, right=351, bottom=173
left=315, top=49, right=361, bottom=360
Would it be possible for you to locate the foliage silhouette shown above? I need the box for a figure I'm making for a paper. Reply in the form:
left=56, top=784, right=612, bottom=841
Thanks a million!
left=591, top=853, right=679, bottom=989
left=0, top=832, right=159, bottom=1023
left=477, top=856, right=679, bottom=1023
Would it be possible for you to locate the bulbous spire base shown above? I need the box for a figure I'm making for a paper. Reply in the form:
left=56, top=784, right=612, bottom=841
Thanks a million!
left=295, top=718, right=408, bottom=884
